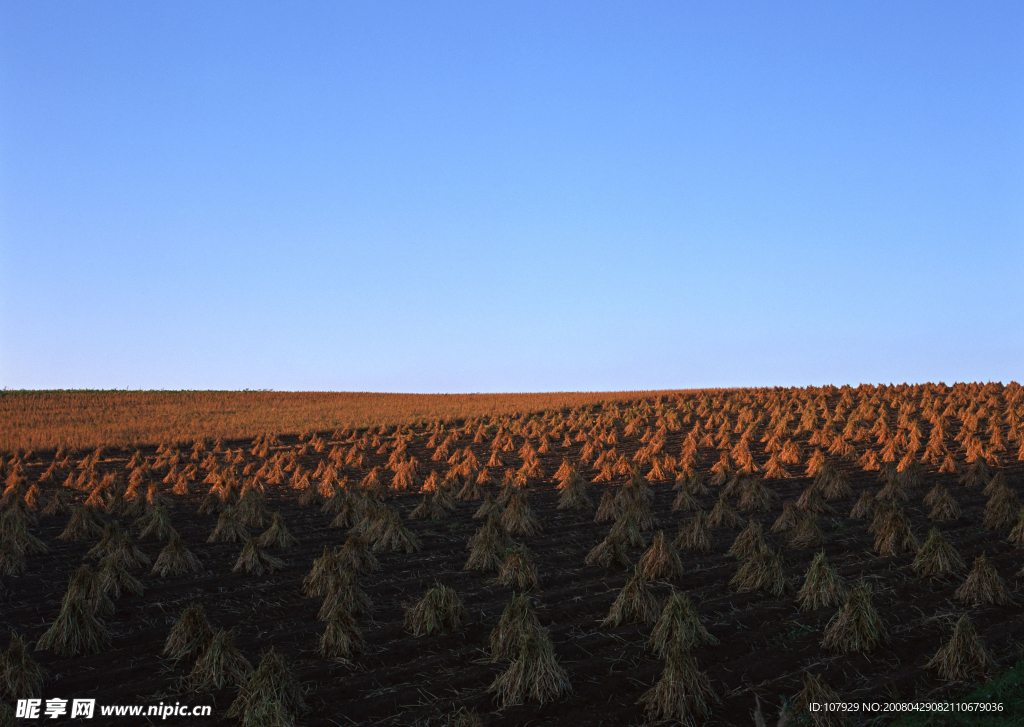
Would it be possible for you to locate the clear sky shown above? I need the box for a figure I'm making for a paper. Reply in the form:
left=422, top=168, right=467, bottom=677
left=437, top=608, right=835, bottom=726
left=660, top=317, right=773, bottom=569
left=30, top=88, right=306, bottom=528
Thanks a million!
left=1, top=2, right=1021, bottom=393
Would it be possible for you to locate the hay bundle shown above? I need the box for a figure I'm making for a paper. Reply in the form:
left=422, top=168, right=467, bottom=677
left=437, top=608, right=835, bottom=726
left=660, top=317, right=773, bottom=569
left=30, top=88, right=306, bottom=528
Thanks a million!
left=371, top=511, right=421, bottom=553
left=594, top=491, right=618, bottom=523
left=608, top=506, right=648, bottom=548
left=302, top=546, right=339, bottom=598
left=97, top=557, right=144, bottom=598
left=638, top=531, right=684, bottom=580
left=788, top=513, right=824, bottom=550
left=730, top=547, right=789, bottom=596
left=465, top=516, right=511, bottom=573
left=648, top=590, right=717, bottom=657
left=494, top=546, right=539, bottom=590
left=318, top=571, right=373, bottom=619
left=1, top=632, right=48, bottom=698
left=983, top=484, right=1019, bottom=530
left=236, top=483, right=270, bottom=528
left=603, top=568, right=659, bottom=627
left=796, top=484, right=836, bottom=515
left=584, top=532, right=632, bottom=569
left=56, top=505, right=105, bottom=542
left=319, top=608, right=364, bottom=659
left=85, top=522, right=121, bottom=560
left=912, top=528, right=965, bottom=579
left=926, top=485, right=961, bottom=521
left=1008, top=508, right=1024, bottom=547
left=490, top=593, right=542, bottom=661
left=232, top=537, right=284, bottom=576
left=105, top=530, right=151, bottom=572
left=339, top=536, right=380, bottom=573
left=770, top=501, right=800, bottom=534
left=488, top=629, right=570, bottom=707
left=557, top=471, right=591, bottom=510
left=821, top=579, right=888, bottom=654
left=873, top=506, right=919, bottom=556
left=736, top=477, right=779, bottom=512
left=64, top=565, right=114, bottom=617
left=404, top=583, right=467, bottom=636
left=925, top=614, right=994, bottom=681
left=726, top=520, right=766, bottom=560
left=785, top=672, right=847, bottom=727
left=671, top=479, right=699, bottom=512
left=257, top=512, right=298, bottom=548
left=473, top=492, right=501, bottom=520
left=163, top=603, right=215, bottom=661
left=637, top=652, right=719, bottom=724
left=708, top=494, right=745, bottom=530
left=850, top=490, right=875, bottom=519
left=674, top=511, right=711, bottom=553
left=225, top=648, right=307, bottom=725
left=35, top=596, right=109, bottom=657
left=956, top=552, right=1012, bottom=606
left=797, top=551, right=846, bottom=610
left=410, top=491, right=446, bottom=520
left=135, top=503, right=176, bottom=541
left=1, top=510, right=47, bottom=556
left=500, top=489, right=541, bottom=536
left=152, top=532, right=203, bottom=577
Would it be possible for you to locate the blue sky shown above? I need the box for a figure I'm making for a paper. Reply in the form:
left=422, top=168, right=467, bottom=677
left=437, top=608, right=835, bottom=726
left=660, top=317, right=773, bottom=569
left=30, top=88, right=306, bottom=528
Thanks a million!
left=1, top=2, right=1021, bottom=392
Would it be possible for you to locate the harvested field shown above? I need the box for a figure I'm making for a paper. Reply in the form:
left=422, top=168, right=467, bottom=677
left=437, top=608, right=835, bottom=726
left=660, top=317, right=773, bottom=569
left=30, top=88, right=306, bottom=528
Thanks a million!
left=2, top=382, right=1024, bottom=726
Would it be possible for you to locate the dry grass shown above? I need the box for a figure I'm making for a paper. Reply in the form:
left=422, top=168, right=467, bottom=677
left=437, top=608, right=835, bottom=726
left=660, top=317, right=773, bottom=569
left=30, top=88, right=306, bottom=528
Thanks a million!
left=594, top=491, right=617, bottom=522
left=708, top=494, right=745, bottom=530
left=225, top=648, right=308, bottom=725
left=727, top=520, right=766, bottom=560
left=912, top=527, right=966, bottom=579
left=318, top=572, right=373, bottom=619
left=232, top=537, right=284, bottom=576
left=189, top=629, right=252, bottom=690
left=674, top=510, right=711, bottom=553
left=1, top=632, right=48, bottom=698
left=404, top=583, right=467, bottom=636
left=638, top=531, right=684, bottom=580
left=494, top=546, right=540, bottom=590
left=319, top=609, right=364, bottom=660
left=97, top=557, right=145, bottom=598
left=371, top=511, right=421, bottom=553
left=0, top=389, right=682, bottom=452
left=488, top=629, right=571, bottom=707
left=152, top=532, right=203, bottom=577
left=556, top=471, right=591, bottom=510
left=788, top=672, right=849, bottom=727
left=956, top=552, right=1012, bottom=606
left=584, top=533, right=632, bottom=569
left=500, top=489, right=542, bottom=536
left=464, top=516, right=510, bottom=573
left=730, top=547, right=789, bottom=596
left=925, top=614, right=994, bottom=681
left=490, top=594, right=542, bottom=662
left=35, top=595, right=110, bottom=657
left=873, top=506, right=919, bottom=556
left=257, top=512, right=298, bottom=548
left=637, top=652, right=719, bottom=724
left=797, top=551, right=846, bottom=610
left=648, top=590, right=717, bottom=657
left=163, top=603, right=215, bottom=661
left=821, top=579, right=888, bottom=654
left=603, top=568, right=659, bottom=627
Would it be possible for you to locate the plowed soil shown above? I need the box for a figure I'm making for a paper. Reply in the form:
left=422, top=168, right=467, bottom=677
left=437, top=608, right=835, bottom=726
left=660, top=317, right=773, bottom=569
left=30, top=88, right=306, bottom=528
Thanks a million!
left=4, top=433, right=1024, bottom=727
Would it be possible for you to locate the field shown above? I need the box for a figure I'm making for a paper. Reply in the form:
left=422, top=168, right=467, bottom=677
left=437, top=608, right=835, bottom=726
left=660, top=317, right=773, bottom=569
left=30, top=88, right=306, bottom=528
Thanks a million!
left=2, top=382, right=1024, bottom=726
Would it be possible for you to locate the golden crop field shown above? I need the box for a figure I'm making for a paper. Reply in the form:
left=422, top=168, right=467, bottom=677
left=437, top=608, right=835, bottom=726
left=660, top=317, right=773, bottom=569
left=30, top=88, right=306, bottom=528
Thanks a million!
left=2, top=381, right=1023, bottom=726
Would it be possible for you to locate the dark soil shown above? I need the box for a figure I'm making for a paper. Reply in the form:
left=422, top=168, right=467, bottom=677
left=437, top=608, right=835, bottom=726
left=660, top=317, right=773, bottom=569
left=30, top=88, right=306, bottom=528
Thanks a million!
left=4, top=434, right=1024, bottom=727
